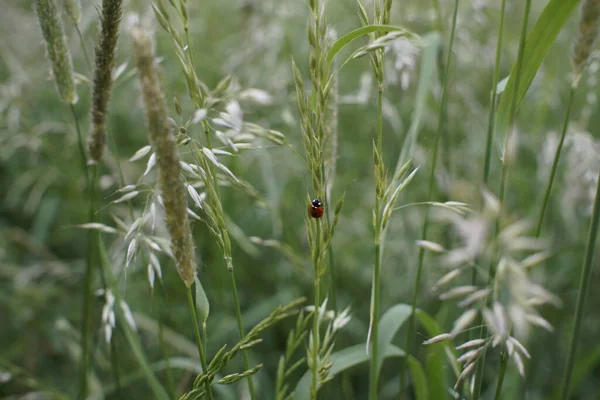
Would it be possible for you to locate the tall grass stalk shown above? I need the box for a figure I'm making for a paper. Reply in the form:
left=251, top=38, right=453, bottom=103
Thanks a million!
left=369, top=81, right=384, bottom=400
left=402, top=1, right=459, bottom=397
left=534, top=87, right=575, bottom=238
left=88, top=0, right=123, bottom=164
left=33, top=0, right=89, bottom=390
left=367, top=1, right=393, bottom=398
left=473, top=1, right=532, bottom=398
left=482, top=0, right=507, bottom=195
left=560, top=1, right=600, bottom=397
left=560, top=168, right=600, bottom=399
left=131, top=21, right=211, bottom=398
left=152, top=2, right=258, bottom=394
left=34, top=0, right=78, bottom=105
left=536, top=0, right=600, bottom=237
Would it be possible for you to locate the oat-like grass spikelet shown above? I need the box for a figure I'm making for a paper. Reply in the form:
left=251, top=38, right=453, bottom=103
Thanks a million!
left=131, top=25, right=196, bottom=287
left=88, top=0, right=123, bottom=163
left=34, top=0, right=78, bottom=104
left=572, top=0, right=600, bottom=86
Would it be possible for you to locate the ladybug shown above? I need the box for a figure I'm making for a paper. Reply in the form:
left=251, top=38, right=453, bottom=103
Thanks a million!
left=309, top=198, right=324, bottom=219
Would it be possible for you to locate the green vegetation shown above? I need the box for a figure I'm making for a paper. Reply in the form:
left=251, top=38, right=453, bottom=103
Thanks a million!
left=2, top=0, right=600, bottom=399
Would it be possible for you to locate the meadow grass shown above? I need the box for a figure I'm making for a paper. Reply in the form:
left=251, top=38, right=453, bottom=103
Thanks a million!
left=5, top=0, right=600, bottom=399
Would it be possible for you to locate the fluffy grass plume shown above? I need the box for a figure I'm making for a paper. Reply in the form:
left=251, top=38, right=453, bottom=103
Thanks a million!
left=88, top=0, right=124, bottom=163
left=34, top=0, right=78, bottom=104
left=131, top=24, right=196, bottom=287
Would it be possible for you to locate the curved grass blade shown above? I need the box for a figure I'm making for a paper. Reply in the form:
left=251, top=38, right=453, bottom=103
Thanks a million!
left=294, top=344, right=405, bottom=400
left=494, top=0, right=580, bottom=143
left=326, top=25, right=418, bottom=67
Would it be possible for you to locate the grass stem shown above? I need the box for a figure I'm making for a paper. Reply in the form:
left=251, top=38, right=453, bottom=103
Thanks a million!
left=402, top=1, right=459, bottom=397
left=473, top=1, right=531, bottom=397
left=534, top=87, right=576, bottom=238
left=369, top=81, right=384, bottom=400
left=482, top=0, right=508, bottom=190
left=229, top=264, right=257, bottom=399
left=560, top=167, right=600, bottom=399
left=311, top=220, right=323, bottom=400
left=71, top=103, right=94, bottom=400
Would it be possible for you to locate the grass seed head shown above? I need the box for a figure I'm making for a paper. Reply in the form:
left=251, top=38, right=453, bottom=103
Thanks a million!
left=88, top=0, right=124, bottom=163
left=131, top=22, right=196, bottom=287
left=572, top=0, right=600, bottom=86
left=34, top=0, right=78, bottom=104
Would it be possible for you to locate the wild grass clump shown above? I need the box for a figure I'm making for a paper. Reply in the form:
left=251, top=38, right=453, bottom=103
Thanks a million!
left=11, top=0, right=600, bottom=399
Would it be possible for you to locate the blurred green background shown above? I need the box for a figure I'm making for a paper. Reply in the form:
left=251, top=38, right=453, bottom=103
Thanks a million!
left=1, top=0, right=600, bottom=398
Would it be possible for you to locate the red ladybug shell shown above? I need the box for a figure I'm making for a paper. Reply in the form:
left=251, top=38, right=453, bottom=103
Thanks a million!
left=309, top=198, right=324, bottom=219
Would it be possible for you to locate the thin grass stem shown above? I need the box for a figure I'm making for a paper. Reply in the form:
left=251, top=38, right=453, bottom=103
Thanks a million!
left=473, top=1, right=532, bottom=397
left=534, top=87, right=576, bottom=238
left=369, top=80, right=384, bottom=400
left=482, top=0, right=508, bottom=190
left=311, top=219, right=323, bottom=400
left=493, top=347, right=509, bottom=400
left=229, top=264, right=257, bottom=398
left=71, top=103, right=94, bottom=399
left=402, top=1, right=459, bottom=398
left=74, top=24, right=92, bottom=72
left=560, top=168, right=600, bottom=399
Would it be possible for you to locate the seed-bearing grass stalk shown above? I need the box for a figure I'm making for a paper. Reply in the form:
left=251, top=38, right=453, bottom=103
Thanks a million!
left=88, top=0, right=123, bottom=164
left=401, top=1, right=459, bottom=397
left=34, top=0, right=78, bottom=105
left=83, top=7, right=124, bottom=388
left=292, top=0, right=340, bottom=396
left=535, top=0, right=600, bottom=237
left=365, top=1, right=393, bottom=398
left=130, top=23, right=212, bottom=399
left=473, top=1, right=532, bottom=398
left=32, top=1, right=92, bottom=395
left=152, top=1, right=258, bottom=396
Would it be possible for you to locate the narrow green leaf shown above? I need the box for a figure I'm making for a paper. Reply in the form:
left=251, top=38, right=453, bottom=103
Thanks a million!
left=326, top=25, right=417, bottom=66
left=495, top=0, right=580, bottom=142
left=294, top=344, right=405, bottom=400
left=396, top=32, right=441, bottom=174
left=425, top=338, right=450, bottom=400
left=416, top=309, right=459, bottom=377
left=407, top=355, right=429, bottom=400
left=376, top=304, right=412, bottom=376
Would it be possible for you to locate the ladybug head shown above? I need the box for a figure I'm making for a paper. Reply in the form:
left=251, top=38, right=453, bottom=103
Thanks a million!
left=311, top=198, right=323, bottom=208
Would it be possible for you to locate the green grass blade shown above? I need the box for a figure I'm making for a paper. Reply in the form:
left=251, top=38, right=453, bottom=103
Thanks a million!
left=294, top=344, right=405, bottom=400
left=406, top=355, right=429, bottom=400
left=416, top=309, right=459, bottom=376
left=326, top=25, right=418, bottom=66
left=494, top=0, right=580, bottom=142
left=376, top=304, right=412, bottom=376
